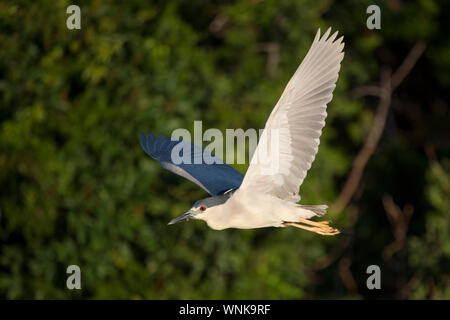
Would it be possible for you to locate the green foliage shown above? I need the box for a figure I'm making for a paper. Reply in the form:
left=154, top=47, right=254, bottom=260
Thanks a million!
left=408, top=160, right=450, bottom=299
left=0, top=0, right=448, bottom=299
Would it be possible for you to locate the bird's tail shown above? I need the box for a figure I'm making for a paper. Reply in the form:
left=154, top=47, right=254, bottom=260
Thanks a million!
left=298, top=204, right=328, bottom=217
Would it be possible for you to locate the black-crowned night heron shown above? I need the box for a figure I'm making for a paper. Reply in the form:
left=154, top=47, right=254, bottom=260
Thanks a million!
left=140, top=28, right=344, bottom=235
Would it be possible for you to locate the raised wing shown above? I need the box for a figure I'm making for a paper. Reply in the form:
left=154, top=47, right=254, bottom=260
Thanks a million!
left=239, top=28, right=344, bottom=202
left=140, top=132, right=243, bottom=195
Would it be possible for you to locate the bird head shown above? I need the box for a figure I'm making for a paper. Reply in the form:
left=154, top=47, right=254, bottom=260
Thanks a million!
left=168, top=191, right=234, bottom=225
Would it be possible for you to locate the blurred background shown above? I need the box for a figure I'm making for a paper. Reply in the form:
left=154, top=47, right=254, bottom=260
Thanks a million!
left=0, top=0, right=449, bottom=299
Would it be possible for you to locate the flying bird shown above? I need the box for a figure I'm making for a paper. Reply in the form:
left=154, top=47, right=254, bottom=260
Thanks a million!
left=140, top=28, right=344, bottom=235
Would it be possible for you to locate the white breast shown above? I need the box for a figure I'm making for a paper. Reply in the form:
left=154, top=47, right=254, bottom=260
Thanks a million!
left=205, top=190, right=287, bottom=230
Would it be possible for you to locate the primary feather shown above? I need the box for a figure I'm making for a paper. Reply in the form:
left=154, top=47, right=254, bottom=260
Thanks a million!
left=140, top=133, right=243, bottom=196
left=239, top=28, right=345, bottom=202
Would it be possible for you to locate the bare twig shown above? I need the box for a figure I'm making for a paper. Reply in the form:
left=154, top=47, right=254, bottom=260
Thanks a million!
left=255, top=42, right=280, bottom=76
left=209, top=13, right=229, bottom=36
left=382, top=194, right=414, bottom=260
left=391, top=42, right=426, bottom=91
left=338, top=256, right=358, bottom=293
left=332, top=69, right=391, bottom=212
left=352, top=85, right=380, bottom=98
left=332, top=42, right=426, bottom=212
left=398, top=276, right=420, bottom=299
left=424, top=142, right=437, bottom=161
left=352, top=42, right=426, bottom=98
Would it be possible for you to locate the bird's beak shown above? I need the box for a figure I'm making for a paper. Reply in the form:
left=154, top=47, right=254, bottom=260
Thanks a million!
left=168, top=210, right=195, bottom=225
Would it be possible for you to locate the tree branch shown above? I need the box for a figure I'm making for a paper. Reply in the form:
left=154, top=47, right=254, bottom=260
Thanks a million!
left=382, top=194, right=414, bottom=260
left=332, top=42, right=426, bottom=212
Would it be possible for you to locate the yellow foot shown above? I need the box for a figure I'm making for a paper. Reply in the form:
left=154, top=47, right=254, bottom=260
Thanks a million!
left=284, top=220, right=340, bottom=236
left=297, top=217, right=334, bottom=228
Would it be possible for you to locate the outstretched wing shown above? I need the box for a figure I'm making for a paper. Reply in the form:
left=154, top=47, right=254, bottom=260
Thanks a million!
left=239, top=28, right=345, bottom=202
left=140, top=132, right=243, bottom=195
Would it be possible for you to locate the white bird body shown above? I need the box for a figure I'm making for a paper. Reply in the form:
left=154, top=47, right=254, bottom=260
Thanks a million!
left=197, top=189, right=319, bottom=230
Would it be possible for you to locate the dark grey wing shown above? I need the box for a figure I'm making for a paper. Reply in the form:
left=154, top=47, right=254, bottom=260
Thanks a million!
left=139, top=132, right=243, bottom=195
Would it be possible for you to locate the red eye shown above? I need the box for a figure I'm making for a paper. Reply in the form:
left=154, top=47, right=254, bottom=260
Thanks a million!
left=200, top=206, right=206, bottom=212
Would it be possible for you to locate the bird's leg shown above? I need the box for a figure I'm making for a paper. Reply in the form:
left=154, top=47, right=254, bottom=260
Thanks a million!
left=299, top=218, right=339, bottom=235
left=297, top=217, right=331, bottom=228
left=284, top=221, right=340, bottom=236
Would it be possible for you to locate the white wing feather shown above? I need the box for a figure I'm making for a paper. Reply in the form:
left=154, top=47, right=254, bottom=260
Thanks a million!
left=239, top=28, right=344, bottom=202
